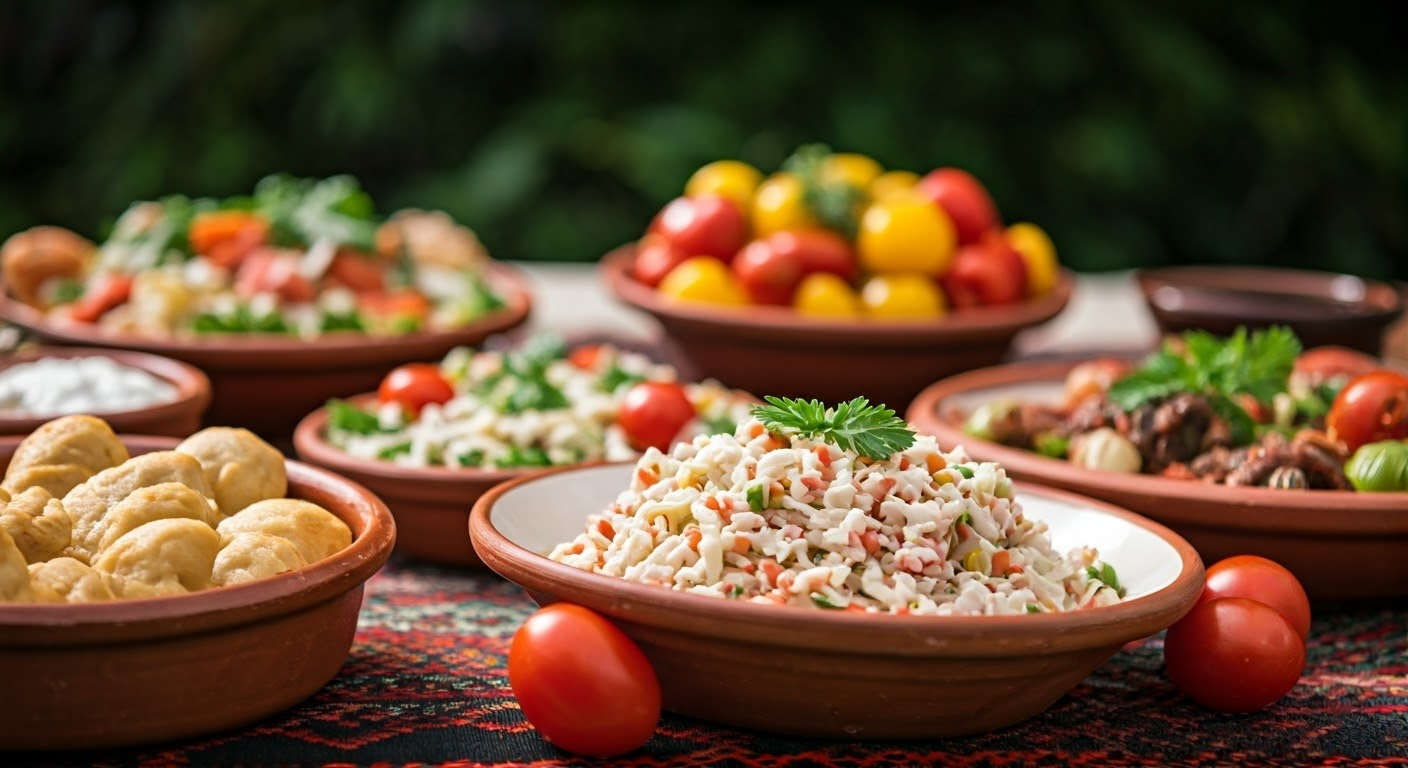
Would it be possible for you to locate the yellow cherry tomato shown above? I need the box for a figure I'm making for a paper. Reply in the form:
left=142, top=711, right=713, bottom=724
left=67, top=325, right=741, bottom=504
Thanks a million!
left=860, top=273, right=948, bottom=320
left=1005, top=222, right=1059, bottom=297
left=869, top=170, right=920, bottom=201
left=820, top=153, right=884, bottom=190
left=685, top=160, right=763, bottom=213
left=657, top=256, right=749, bottom=307
left=857, top=191, right=957, bottom=276
left=792, top=272, right=863, bottom=318
left=752, top=173, right=818, bottom=237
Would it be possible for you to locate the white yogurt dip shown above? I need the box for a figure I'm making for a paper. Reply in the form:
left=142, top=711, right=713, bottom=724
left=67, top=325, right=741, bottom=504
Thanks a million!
left=0, top=356, right=179, bottom=416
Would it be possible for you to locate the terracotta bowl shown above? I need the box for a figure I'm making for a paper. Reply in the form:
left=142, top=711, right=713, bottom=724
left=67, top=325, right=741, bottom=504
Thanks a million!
left=293, top=394, right=526, bottom=567
left=0, top=435, right=396, bottom=751
left=906, top=360, right=1408, bottom=602
left=470, top=463, right=1203, bottom=740
left=600, top=245, right=1071, bottom=413
left=1136, top=265, right=1403, bottom=355
left=0, top=263, right=533, bottom=441
left=0, top=346, right=210, bottom=438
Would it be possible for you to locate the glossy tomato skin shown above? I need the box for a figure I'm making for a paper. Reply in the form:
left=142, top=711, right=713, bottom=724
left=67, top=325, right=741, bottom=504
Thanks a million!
left=377, top=363, right=454, bottom=416
left=632, top=234, right=692, bottom=288
left=938, top=234, right=1028, bottom=308
left=1163, top=597, right=1305, bottom=713
left=771, top=229, right=857, bottom=283
left=1200, top=555, right=1311, bottom=638
left=732, top=238, right=806, bottom=305
left=1326, top=370, right=1408, bottom=453
left=916, top=167, right=1000, bottom=246
left=509, top=603, right=661, bottom=758
left=649, top=194, right=748, bottom=263
left=1294, top=346, right=1382, bottom=383
left=617, top=381, right=696, bottom=451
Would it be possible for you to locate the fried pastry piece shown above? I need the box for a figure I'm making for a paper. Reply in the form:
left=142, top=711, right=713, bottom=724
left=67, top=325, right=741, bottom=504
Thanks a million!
left=210, top=531, right=308, bottom=586
left=0, top=528, right=33, bottom=601
left=28, top=557, right=116, bottom=603
left=91, top=518, right=219, bottom=599
left=82, top=482, right=220, bottom=560
left=216, top=499, right=351, bottom=565
left=0, top=488, right=9, bottom=504
left=63, top=451, right=212, bottom=564
left=0, top=487, right=71, bottom=563
left=176, top=427, right=287, bottom=516
left=1, top=415, right=128, bottom=497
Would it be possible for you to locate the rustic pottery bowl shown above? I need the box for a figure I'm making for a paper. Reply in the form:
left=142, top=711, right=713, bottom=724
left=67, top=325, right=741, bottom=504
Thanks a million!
left=294, top=394, right=528, bottom=567
left=600, top=245, right=1071, bottom=413
left=906, top=360, right=1408, bottom=601
left=0, top=263, right=533, bottom=441
left=0, top=435, right=396, bottom=751
left=0, top=346, right=210, bottom=438
left=1136, top=265, right=1403, bottom=355
left=470, top=463, right=1203, bottom=740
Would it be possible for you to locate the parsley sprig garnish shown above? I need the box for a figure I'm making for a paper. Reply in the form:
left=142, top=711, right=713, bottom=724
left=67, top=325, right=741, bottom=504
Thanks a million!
left=1105, top=326, right=1301, bottom=443
left=749, top=396, right=916, bottom=460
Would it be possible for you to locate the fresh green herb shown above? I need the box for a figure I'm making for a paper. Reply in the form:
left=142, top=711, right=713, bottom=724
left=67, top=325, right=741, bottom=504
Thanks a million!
left=746, top=483, right=767, bottom=512
left=495, top=445, right=553, bottom=468
left=749, top=396, right=916, bottom=460
left=701, top=413, right=737, bottom=437
left=1085, top=563, right=1125, bottom=597
left=1107, top=326, right=1301, bottom=434
left=326, top=399, right=383, bottom=435
left=810, top=592, right=847, bottom=610
left=726, top=584, right=746, bottom=599
left=1033, top=431, right=1070, bottom=459
left=390, top=314, right=422, bottom=334
left=600, top=362, right=645, bottom=394
left=50, top=279, right=86, bottom=304
left=954, top=511, right=972, bottom=528
left=376, top=442, right=413, bottom=460
left=1026, top=604, right=1043, bottom=614
left=254, top=174, right=379, bottom=251
left=953, top=465, right=974, bottom=479
left=320, top=310, right=365, bottom=333
left=192, top=304, right=291, bottom=334
left=782, top=143, right=865, bottom=239
left=456, top=450, right=486, bottom=467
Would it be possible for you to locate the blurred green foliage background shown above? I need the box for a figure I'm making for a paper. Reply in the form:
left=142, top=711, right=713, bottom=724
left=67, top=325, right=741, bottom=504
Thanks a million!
left=1, top=0, right=1404, bottom=279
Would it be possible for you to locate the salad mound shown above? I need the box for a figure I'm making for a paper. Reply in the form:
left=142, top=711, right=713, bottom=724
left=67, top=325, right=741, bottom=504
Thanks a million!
left=549, top=397, right=1124, bottom=616
left=325, top=335, right=753, bottom=470
left=0, top=174, right=503, bottom=339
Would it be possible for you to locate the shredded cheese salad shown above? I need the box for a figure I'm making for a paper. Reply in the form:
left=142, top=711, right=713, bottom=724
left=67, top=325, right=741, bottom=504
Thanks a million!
left=550, top=408, right=1126, bottom=616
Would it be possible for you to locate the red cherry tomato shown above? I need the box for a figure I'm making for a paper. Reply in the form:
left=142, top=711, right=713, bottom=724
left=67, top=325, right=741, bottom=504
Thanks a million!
left=1163, top=597, right=1305, bottom=713
left=916, top=168, right=1000, bottom=246
left=509, top=603, right=661, bottom=758
left=1200, top=555, right=1311, bottom=638
left=1294, top=346, right=1382, bottom=383
left=648, top=194, right=748, bottom=263
left=771, top=229, right=858, bottom=283
left=1326, top=370, right=1408, bottom=453
left=568, top=344, right=605, bottom=370
left=377, top=363, right=454, bottom=416
left=631, top=234, right=692, bottom=288
left=65, top=273, right=134, bottom=323
left=617, top=381, right=695, bottom=452
left=732, top=238, right=805, bottom=305
left=938, top=234, right=1028, bottom=308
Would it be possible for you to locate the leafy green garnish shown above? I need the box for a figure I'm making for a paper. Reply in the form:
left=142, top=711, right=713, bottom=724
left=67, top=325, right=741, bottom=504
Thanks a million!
left=810, top=592, right=848, bottom=610
left=192, top=304, right=291, bottom=334
left=376, top=442, right=412, bottom=460
left=326, top=398, right=383, bottom=435
left=1026, top=604, right=1043, bottom=614
left=600, top=362, right=645, bottom=394
left=782, top=143, right=866, bottom=239
left=1107, top=326, right=1301, bottom=415
left=1085, top=563, right=1126, bottom=597
left=1033, top=431, right=1070, bottom=459
left=746, top=483, right=767, bottom=512
left=701, top=413, right=737, bottom=437
left=457, top=450, right=486, bottom=468
left=50, top=279, right=86, bottom=305
left=320, top=310, right=365, bottom=333
left=953, top=465, right=974, bottom=479
left=255, top=174, right=379, bottom=251
left=749, top=396, right=916, bottom=460
left=495, top=445, right=553, bottom=468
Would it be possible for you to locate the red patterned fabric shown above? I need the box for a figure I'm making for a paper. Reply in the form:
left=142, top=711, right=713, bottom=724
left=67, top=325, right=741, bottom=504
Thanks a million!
left=17, top=559, right=1408, bottom=767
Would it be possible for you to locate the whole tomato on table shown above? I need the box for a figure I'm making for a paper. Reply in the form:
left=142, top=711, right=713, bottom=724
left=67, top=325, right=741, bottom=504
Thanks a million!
left=378, top=363, right=454, bottom=416
left=1326, top=369, right=1408, bottom=453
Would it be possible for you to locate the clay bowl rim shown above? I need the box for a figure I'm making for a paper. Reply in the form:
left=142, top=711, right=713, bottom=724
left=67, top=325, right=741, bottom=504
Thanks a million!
left=906, top=358, right=1408, bottom=536
left=0, top=434, right=397, bottom=640
left=470, top=462, right=1205, bottom=657
left=0, top=262, right=533, bottom=369
left=0, top=346, right=212, bottom=435
left=1134, top=264, right=1404, bottom=324
left=600, top=245, right=1074, bottom=346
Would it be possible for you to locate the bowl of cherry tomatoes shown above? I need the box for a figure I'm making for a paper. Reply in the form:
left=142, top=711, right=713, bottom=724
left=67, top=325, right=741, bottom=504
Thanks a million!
left=601, top=146, right=1072, bottom=414
left=293, top=334, right=754, bottom=566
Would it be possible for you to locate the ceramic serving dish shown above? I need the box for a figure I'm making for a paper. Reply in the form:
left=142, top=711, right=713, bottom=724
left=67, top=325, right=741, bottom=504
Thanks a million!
left=906, top=360, right=1408, bottom=601
left=0, top=263, right=532, bottom=441
left=1136, top=265, right=1403, bottom=355
left=0, top=346, right=211, bottom=438
left=470, top=463, right=1203, bottom=740
left=0, top=435, right=396, bottom=750
left=600, top=245, right=1071, bottom=413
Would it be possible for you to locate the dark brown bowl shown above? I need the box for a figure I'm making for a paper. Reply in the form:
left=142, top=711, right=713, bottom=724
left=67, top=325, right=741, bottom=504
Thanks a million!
left=1136, top=265, right=1403, bottom=355
left=293, top=394, right=531, bottom=567
left=906, top=360, right=1408, bottom=601
left=470, top=463, right=1204, bottom=739
left=0, top=434, right=396, bottom=750
left=601, top=245, right=1071, bottom=413
left=0, top=346, right=210, bottom=438
left=0, top=262, right=533, bottom=441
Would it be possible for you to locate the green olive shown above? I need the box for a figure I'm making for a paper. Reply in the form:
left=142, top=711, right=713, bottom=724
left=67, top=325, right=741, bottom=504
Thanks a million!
left=1345, top=440, right=1408, bottom=492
